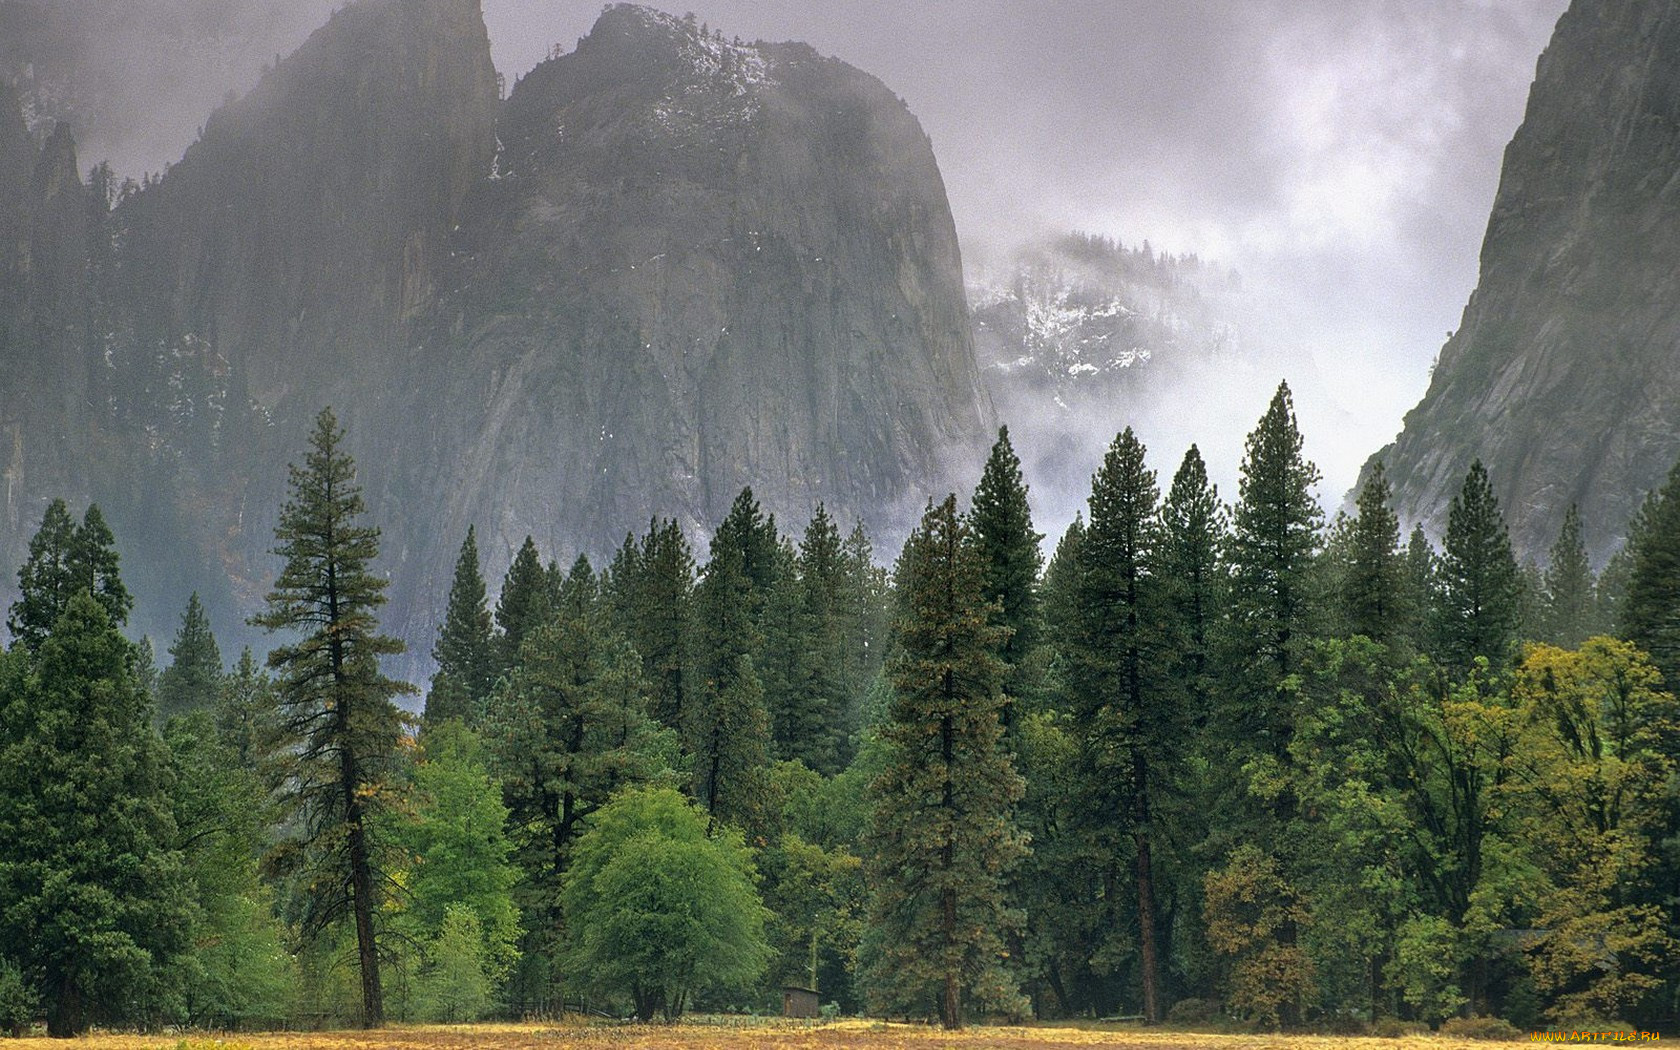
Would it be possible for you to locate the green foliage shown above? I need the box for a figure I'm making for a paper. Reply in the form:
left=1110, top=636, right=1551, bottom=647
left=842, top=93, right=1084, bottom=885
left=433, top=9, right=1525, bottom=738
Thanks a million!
left=495, top=536, right=551, bottom=675
left=427, top=526, right=496, bottom=727
left=0, top=955, right=36, bottom=1035
left=561, top=787, right=770, bottom=1020
left=402, top=723, right=522, bottom=985
left=157, top=593, right=224, bottom=724
left=415, top=905, right=493, bottom=1023
left=1541, top=506, right=1596, bottom=648
left=7, top=500, right=134, bottom=653
left=1203, top=844, right=1314, bottom=1028
left=863, top=496, right=1027, bottom=1028
left=250, top=406, right=412, bottom=1028
left=971, top=426, right=1046, bottom=729
left=1342, top=462, right=1407, bottom=646
left=604, top=518, right=694, bottom=731
left=1432, top=461, right=1522, bottom=675
left=0, top=592, right=191, bottom=1036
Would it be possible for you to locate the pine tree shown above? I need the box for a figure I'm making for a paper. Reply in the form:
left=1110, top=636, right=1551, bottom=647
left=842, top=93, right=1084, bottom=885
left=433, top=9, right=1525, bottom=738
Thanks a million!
left=1431, top=460, right=1522, bottom=675
left=496, top=536, right=550, bottom=673
left=7, top=500, right=134, bottom=652
left=863, top=496, right=1026, bottom=1028
left=250, top=407, right=413, bottom=1027
left=685, top=500, right=774, bottom=830
left=971, top=426, right=1046, bottom=734
left=1228, top=382, right=1323, bottom=722
left=1402, top=525, right=1436, bottom=647
left=216, top=647, right=274, bottom=776
left=1542, top=505, right=1596, bottom=648
left=1625, top=462, right=1680, bottom=686
left=426, top=526, right=495, bottom=727
left=0, top=592, right=190, bottom=1036
left=1159, top=445, right=1227, bottom=725
left=1041, top=515, right=1086, bottom=644
left=483, top=560, right=669, bottom=1009
left=156, top=592, right=224, bottom=724
left=1066, top=428, right=1172, bottom=1023
left=1341, top=462, right=1405, bottom=645
left=603, top=518, right=694, bottom=731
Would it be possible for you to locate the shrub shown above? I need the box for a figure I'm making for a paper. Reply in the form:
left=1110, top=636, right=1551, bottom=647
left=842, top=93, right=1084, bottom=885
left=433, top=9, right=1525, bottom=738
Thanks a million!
left=1166, top=997, right=1223, bottom=1025
left=1372, top=1017, right=1432, bottom=1038
left=1440, top=1015, right=1523, bottom=1041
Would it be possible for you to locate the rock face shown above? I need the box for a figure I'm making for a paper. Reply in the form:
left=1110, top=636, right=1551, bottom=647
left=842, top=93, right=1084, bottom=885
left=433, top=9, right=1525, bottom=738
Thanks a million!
left=0, top=1, right=993, bottom=669
left=1371, top=0, right=1680, bottom=562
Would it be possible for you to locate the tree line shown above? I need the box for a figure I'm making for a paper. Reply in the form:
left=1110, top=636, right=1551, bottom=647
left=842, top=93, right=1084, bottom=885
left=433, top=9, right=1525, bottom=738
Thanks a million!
left=4, top=385, right=1680, bottom=1036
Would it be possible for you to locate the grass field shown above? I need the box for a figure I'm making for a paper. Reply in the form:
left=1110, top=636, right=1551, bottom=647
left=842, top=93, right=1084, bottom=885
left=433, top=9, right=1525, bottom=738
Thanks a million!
left=2, top=1019, right=1556, bottom=1050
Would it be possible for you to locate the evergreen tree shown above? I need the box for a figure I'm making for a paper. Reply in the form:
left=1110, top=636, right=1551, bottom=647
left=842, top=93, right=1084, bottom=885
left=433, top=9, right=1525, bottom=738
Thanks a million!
left=603, top=519, right=694, bottom=730
left=483, top=565, right=670, bottom=1011
left=0, top=592, right=190, bottom=1036
left=216, top=647, right=274, bottom=777
left=250, top=407, right=412, bottom=1027
left=1227, top=382, right=1323, bottom=723
left=971, top=426, right=1045, bottom=732
left=1431, top=460, right=1522, bottom=675
left=685, top=503, right=774, bottom=831
left=7, top=500, right=133, bottom=652
left=863, top=496, right=1026, bottom=1028
left=1065, top=428, right=1172, bottom=1022
left=1341, top=462, right=1405, bottom=646
left=426, top=526, right=495, bottom=726
left=1402, top=525, right=1436, bottom=647
left=1624, top=462, right=1680, bottom=686
left=838, top=522, right=890, bottom=722
left=1541, top=505, right=1596, bottom=649
left=1041, top=515, right=1086, bottom=644
left=156, top=592, right=224, bottom=724
left=1159, top=445, right=1227, bottom=725
left=496, top=536, right=550, bottom=673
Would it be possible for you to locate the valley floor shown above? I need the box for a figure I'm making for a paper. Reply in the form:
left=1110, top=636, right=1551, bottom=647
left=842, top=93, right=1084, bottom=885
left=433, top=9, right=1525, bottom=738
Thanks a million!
left=3, top=1020, right=1554, bottom=1049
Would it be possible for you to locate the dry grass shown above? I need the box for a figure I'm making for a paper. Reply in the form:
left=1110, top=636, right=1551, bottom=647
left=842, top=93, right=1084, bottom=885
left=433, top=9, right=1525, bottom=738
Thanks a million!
left=2, top=1019, right=1534, bottom=1050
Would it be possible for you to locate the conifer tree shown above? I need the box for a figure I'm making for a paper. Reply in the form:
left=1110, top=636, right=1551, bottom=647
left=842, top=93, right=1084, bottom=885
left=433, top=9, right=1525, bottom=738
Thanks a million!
left=1159, top=445, right=1227, bottom=723
left=156, top=592, right=224, bottom=724
left=1341, top=462, right=1405, bottom=645
left=1542, top=505, right=1596, bottom=648
left=427, top=526, right=495, bottom=726
left=484, top=558, right=669, bottom=1006
left=496, top=536, right=550, bottom=672
left=971, top=427, right=1045, bottom=731
left=8, top=500, right=133, bottom=652
left=863, top=496, right=1026, bottom=1028
left=1431, top=460, right=1522, bottom=675
left=1066, top=428, right=1172, bottom=1022
left=603, top=519, right=694, bottom=731
left=216, top=647, right=274, bottom=776
left=0, top=592, right=190, bottom=1036
left=837, top=522, right=890, bottom=732
left=1625, top=462, right=1680, bottom=686
left=685, top=496, right=775, bottom=829
left=1228, top=382, right=1323, bottom=719
left=250, top=407, right=412, bottom=1028
left=1041, top=515, right=1086, bottom=643
left=1402, top=525, right=1436, bottom=647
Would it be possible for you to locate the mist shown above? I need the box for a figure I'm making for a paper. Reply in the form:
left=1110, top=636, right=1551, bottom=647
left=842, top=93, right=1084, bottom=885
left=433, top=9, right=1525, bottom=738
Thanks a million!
left=3, top=0, right=1571, bottom=544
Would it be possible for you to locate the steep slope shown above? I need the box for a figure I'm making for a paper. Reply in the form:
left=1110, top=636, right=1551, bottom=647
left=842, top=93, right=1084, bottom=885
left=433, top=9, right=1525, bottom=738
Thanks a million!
left=0, top=1, right=993, bottom=672
left=384, top=4, right=991, bottom=646
left=1372, top=0, right=1680, bottom=561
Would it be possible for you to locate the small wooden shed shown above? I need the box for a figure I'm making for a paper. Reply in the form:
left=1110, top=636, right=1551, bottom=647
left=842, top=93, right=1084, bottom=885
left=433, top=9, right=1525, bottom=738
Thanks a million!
left=782, top=986, right=820, bottom=1018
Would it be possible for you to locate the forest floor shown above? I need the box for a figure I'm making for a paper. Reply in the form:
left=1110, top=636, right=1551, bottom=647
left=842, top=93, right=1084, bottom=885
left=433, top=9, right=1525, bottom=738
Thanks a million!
left=4, top=1018, right=1559, bottom=1049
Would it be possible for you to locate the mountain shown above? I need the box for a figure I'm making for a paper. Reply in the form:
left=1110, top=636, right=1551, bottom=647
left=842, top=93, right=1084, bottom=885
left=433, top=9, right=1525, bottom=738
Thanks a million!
left=1370, top=0, right=1680, bottom=563
left=0, top=1, right=992, bottom=671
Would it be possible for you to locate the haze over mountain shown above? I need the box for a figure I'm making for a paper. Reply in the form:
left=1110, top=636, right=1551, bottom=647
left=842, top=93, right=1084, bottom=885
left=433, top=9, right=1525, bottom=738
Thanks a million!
left=0, top=0, right=990, bottom=669
left=1373, top=0, right=1680, bottom=563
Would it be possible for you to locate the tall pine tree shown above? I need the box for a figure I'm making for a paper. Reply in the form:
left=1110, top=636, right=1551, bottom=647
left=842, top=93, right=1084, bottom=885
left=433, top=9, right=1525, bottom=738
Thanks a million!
left=863, top=496, right=1026, bottom=1028
left=427, top=526, right=496, bottom=727
left=250, top=407, right=412, bottom=1027
left=1542, top=505, right=1596, bottom=649
left=971, top=426, right=1045, bottom=733
left=496, top=536, right=551, bottom=673
left=1341, top=462, right=1406, bottom=646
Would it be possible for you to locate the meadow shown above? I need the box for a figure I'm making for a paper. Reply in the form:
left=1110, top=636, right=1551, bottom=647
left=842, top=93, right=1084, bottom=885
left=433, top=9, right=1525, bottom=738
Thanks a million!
left=2, top=1020, right=1560, bottom=1050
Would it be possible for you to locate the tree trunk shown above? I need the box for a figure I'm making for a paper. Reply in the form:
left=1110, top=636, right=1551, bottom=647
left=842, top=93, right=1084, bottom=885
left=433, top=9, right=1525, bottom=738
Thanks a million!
left=347, top=801, right=384, bottom=1027
left=46, top=977, right=82, bottom=1037
left=1135, top=827, right=1161, bottom=1024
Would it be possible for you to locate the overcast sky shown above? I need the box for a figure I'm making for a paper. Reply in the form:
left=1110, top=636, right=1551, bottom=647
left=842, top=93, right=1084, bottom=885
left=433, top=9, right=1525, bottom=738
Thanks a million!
left=63, top=0, right=1572, bottom=506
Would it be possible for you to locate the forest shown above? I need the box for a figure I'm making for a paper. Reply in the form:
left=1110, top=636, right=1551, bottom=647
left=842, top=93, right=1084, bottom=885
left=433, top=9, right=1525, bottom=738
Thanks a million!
left=2, top=381, right=1678, bottom=1038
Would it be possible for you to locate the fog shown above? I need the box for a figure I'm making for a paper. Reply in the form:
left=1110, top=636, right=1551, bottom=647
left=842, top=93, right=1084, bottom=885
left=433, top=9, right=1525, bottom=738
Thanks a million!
left=5, top=0, right=1571, bottom=537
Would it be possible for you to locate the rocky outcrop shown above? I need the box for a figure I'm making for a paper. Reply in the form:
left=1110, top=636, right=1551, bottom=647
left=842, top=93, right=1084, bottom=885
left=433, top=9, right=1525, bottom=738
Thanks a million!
left=1371, top=0, right=1680, bottom=562
left=0, top=1, right=994, bottom=670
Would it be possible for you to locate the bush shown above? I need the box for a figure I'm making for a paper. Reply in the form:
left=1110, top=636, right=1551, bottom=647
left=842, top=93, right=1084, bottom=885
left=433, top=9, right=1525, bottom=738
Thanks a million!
left=0, top=958, right=36, bottom=1037
left=1440, top=1015, right=1523, bottom=1041
left=1371, top=1017, right=1432, bottom=1038
left=1166, top=997, right=1223, bottom=1025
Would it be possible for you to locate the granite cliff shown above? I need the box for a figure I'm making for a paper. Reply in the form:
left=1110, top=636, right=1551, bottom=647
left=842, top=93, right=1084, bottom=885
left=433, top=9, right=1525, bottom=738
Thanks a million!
left=1371, top=0, right=1680, bottom=562
left=0, top=1, right=993, bottom=668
